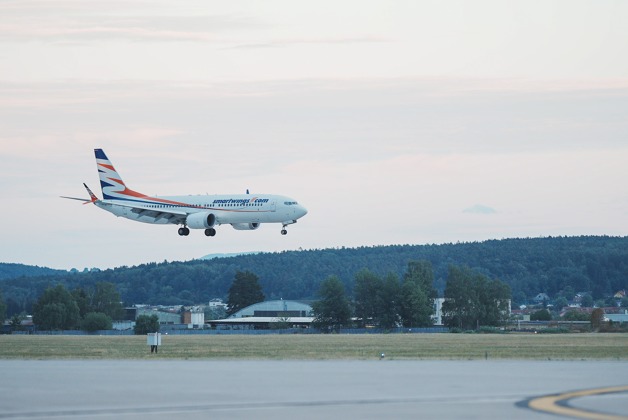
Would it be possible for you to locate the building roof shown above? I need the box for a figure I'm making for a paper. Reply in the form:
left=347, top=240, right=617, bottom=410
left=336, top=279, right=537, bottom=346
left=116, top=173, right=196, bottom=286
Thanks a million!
left=229, top=300, right=312, bottom=318
left=212, top=317, right=314, bottom=324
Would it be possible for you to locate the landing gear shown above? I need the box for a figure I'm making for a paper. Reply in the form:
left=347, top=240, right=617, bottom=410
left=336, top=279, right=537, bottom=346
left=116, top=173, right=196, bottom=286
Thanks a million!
left=178, top=227, right=216, bottom=237
left=280, top=220, right=296, bottom=235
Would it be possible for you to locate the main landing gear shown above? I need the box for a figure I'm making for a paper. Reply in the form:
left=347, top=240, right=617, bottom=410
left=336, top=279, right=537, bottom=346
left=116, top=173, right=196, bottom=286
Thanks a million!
left=178, top=227, right=217, bottom=237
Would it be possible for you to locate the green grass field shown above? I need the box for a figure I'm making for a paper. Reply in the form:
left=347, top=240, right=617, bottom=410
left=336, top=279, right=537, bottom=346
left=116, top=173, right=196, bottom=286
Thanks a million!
left=1, top=333, right=627, bottom=360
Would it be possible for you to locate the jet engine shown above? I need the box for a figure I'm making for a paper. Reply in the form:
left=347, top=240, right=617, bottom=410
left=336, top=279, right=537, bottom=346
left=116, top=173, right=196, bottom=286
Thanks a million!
left=186, top=212, right=216, bottom=229
left=231, top=223, right=260, bottom=231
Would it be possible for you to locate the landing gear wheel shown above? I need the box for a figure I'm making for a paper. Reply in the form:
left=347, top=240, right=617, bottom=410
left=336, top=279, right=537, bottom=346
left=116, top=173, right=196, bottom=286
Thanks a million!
left=205, top=228, right=216, bottom=237
left=178, top=227, right=190, bottom=236
left=281, top=229, right=287, bottom=235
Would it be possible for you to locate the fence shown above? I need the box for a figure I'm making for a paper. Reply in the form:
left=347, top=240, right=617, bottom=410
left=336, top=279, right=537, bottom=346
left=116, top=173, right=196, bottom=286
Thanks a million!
left=23, top=326, right=449, bottom=336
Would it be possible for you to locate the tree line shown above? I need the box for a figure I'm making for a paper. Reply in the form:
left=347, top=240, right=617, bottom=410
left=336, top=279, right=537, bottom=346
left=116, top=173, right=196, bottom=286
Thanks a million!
left=311, top=262, right=511, bottom=332
left=1, top=236, right=626, bottom=316
left=13, top=261, right=510, bottom=333
left=31, top=282, right=124, bottom=332
left=225, top=262, right=511, bottom=332
left=4, top=281, right=162, bottom=335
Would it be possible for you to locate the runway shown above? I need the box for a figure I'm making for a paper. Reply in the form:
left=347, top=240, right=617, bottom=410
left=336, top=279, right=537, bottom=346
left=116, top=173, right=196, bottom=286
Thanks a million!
left=0, top=360, right=626, bottom=419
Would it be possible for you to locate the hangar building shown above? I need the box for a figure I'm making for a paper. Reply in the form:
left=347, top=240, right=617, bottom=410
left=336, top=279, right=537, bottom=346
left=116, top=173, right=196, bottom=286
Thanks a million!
left=209, top=300, right=313, bottom=330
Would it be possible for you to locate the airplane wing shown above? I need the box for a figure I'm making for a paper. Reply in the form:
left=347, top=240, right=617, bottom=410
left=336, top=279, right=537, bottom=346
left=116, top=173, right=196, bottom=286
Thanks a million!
left=130, top=207, right=187, bottom=224
left=101, top=201, right=189, bottom=225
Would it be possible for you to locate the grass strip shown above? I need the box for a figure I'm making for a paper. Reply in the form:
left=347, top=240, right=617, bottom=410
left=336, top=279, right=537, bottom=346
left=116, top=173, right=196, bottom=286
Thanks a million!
left=1, top=333, right=627, bottom=360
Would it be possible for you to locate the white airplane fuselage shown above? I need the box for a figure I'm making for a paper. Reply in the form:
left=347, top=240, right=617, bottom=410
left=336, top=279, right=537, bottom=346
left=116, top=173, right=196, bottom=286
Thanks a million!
left=97, top=194, right=305, bottom=227
left=63, top=149, right=307, bottom=237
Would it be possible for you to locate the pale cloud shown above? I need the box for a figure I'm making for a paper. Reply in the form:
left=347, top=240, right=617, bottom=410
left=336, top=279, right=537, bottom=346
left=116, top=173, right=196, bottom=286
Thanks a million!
left=0, top=16, right=255, bottom=44
left=3, top=1, right=628, bottom=83
left=227, top=36, right=390, bottom=50
left=463, top=205, right=497, bottom=215
left=2, top=77, right=627, bottom=168
left=1, top=1, right=628, bottom=269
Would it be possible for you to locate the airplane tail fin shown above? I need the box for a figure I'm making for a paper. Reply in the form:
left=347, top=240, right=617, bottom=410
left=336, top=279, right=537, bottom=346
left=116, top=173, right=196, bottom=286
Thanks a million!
left=94, top=148, right=135, bottom=200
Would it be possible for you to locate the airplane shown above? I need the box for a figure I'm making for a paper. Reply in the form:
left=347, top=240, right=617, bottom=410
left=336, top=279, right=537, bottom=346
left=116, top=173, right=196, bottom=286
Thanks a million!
left=61, top=149, right=307, bottom=237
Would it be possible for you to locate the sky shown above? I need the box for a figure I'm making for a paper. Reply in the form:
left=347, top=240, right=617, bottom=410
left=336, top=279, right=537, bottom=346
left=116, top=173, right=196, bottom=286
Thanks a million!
left=1, top=0, right=627, bottom=270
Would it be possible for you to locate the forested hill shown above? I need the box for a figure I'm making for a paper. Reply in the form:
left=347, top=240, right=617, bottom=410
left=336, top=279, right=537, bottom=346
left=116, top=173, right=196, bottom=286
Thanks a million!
left=0, top=263, right=66, bottom=281
left=1, top=236, right=627, bottom=311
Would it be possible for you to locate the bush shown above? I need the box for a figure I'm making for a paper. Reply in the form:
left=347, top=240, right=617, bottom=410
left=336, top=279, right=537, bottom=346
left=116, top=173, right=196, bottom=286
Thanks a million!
left=563, top=310, right=590, bottom=321
left=134, top=314, right=160, bottom=335
left=537, top=327, right=570, bottom=334
left=81, top=312, right=112, bottom=332
left=530, top=309, right=552, bottom=321
left=478, top=326, right=507, bottom=334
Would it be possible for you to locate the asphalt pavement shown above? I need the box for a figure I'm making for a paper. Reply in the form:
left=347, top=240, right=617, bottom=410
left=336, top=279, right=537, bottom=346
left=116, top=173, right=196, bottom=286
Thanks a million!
left=0, top=360, right=626, bottom=419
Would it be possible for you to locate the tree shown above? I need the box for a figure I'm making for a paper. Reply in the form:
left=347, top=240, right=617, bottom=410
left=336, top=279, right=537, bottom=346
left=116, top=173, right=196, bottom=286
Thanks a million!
left=353, top=269, right=383, bottom=327
left=10, top=314, right=24, bottom=332
left=378, top=273, right=401, bottom=329
left=32, top=284, right=80, bottom=330
left=404, top=260, right=437, bottom=300
left=81, top=312, right=113, bottom=332
left=134, top=314, right=160, bottom=335
left=580, top=294, right=594, bottom=308
left=226, top=271, right=265, bottom=316
left=91, top=282, right=124, bottom=320
left=34, top=303, right=67, bottom=330
left=399, top=281, right=431, bottom=327
left=71, top=288, right=90, bottom=318
left=530, top=309, right=552, bottom=321
left=399, top=260, right=436, bottom=327
left=0, top=289, right=6, bottom=323
left=442, top=266, right=478, bottom=329
left=312, top=276, right=352, bottom=332
left=559, top=286, right=576, bottom=301
left=442, top=266, right=511, bottom=329
left=554, top=297, right=569, bottom=310
left=2, top=236, right=628, bottom=307
left=591, top=308, right=604, bottom=331
left=477, top=277, right=511, bottom=326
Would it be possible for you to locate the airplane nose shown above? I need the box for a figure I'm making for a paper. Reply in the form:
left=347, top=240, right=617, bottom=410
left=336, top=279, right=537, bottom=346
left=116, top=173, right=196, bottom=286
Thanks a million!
left=298, top=205, right=308, bottom=218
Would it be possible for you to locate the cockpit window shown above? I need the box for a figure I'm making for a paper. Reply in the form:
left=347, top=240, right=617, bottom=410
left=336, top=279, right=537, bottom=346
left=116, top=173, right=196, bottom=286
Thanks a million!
left=284, top=201, right=298, bottom=206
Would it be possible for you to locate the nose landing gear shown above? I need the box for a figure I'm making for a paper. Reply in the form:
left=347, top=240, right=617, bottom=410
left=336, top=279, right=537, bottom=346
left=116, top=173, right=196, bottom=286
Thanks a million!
left=281, top=220, right=297, bottom=235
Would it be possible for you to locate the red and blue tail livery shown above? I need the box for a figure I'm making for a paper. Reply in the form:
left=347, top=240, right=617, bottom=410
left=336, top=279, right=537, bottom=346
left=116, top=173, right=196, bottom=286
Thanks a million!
left=61, top=149, right=307, bottom=237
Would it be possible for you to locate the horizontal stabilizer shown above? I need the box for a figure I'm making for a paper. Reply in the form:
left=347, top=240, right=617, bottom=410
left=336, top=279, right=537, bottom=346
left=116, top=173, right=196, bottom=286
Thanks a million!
left=60, top=183, right=100, bottom=204
left=60, top=195, right=91, bottom=202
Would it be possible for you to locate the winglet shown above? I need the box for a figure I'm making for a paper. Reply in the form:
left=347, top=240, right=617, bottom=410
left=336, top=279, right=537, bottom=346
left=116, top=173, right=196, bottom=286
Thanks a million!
left=83, top=183, right=99, bottom=204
